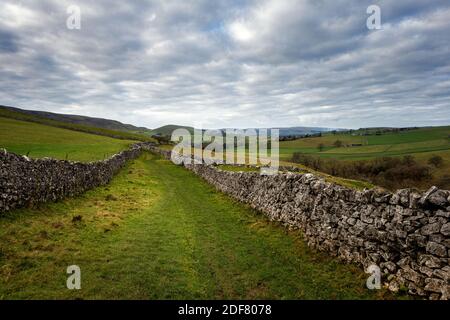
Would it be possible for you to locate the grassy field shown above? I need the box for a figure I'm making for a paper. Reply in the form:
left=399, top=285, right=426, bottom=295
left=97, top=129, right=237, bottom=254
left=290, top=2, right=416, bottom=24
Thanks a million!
left=0, top=117, right=136, bottom=162
left=279, top=126, right=450, bottom=161
left=279, top=126, right=450, bottom=187
left=0, top=153, right=404, bottom=299
left=0, top=106, right=154, bottom=142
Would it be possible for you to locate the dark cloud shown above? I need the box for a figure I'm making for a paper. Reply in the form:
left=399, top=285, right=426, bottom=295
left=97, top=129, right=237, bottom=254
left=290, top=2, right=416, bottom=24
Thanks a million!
left=0, top=29, right=18, bottom=53
left=0, top=0, right=449, bottom=129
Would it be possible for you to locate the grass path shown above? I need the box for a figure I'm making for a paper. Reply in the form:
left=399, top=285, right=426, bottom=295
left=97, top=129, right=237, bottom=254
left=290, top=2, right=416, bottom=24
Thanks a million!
left=0, top=153, right=398, bottom=299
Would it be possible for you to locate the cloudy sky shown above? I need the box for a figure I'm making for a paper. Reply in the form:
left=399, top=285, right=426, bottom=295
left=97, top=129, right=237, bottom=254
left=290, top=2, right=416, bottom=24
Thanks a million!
left=0, top=0, right=449, bottom=129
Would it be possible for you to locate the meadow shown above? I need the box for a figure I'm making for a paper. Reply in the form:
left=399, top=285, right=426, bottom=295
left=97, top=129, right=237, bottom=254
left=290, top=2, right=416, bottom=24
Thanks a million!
left=0, top=117, right=136, bottom=162
left=279, top=126, right=450, bottom=161
left=278, top=126, right=450, bottom=190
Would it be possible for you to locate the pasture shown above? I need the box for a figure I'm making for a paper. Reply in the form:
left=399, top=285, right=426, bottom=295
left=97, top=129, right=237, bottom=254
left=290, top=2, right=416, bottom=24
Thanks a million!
left=279, top=126, right=450, bottom=181
left=279, top=126, right=450, bottom=160
left=0, top=116, right=136, bottom=162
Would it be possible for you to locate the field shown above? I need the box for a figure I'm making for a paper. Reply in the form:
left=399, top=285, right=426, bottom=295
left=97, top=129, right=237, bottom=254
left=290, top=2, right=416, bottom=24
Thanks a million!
left=0, top=153, right=402, bottom=299
left=279, top=126, right=450, bottom=189
left=0, top=106, right=153, bottom=142
left=0, top=117, right=136, bottom=162
left=279, top=126, right=450, bottom=161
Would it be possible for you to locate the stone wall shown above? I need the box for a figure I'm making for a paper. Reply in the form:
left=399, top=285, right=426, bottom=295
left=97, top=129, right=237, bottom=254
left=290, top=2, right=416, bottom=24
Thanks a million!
left=0, top=143, right=154, bottom=213
left=151, top=147, right=450, bottom=299
left=2, top=144, right=449, bottom=299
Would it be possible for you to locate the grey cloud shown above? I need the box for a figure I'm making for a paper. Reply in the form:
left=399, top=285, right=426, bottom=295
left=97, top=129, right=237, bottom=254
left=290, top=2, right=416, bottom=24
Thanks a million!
left=0, top=0, right=449, bottom=129
left=0, top=29, right=18, bottom=53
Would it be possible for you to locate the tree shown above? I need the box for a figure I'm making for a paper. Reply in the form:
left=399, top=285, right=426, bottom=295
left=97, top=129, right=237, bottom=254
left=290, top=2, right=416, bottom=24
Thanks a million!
left=317, top=143, right=325, bottom=152
left=428, top=155, right=443, bottom=168
left=333, top=140, right=343, bottom=148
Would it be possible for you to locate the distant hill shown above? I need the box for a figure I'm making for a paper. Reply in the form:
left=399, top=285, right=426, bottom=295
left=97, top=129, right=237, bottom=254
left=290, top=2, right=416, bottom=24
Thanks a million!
left=0, top=105, right=151, bottom=133
left=150, top=125, right=340, bottom=138
left=150, top=125, right=194, bottom=136
left=218, top=126, right=340, bottom=137
left=273, top=126, right=342, bottom=137
left=0, top=105, right=341, bottom=139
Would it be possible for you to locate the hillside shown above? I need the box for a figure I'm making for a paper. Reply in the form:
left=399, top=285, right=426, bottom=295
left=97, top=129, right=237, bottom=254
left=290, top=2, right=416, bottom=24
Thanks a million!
left=0, top=105, right=151, bottom=133
left=0, top=105, right=153, bottom=142
left=0, top=117, right=136, bottom=162
left=150, top=124, right=195, bottom=136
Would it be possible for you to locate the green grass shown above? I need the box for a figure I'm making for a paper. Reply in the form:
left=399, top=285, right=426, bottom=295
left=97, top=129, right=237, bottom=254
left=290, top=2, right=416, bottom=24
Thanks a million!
left=279, top=126, right=450, bottom=181
left=0, top=107, right=154, bottom=142
left=0, top=117, right=137, bottom=162
left=0, top=153, right=403, bottom=299
left=279, top=126, right=450, bottom=160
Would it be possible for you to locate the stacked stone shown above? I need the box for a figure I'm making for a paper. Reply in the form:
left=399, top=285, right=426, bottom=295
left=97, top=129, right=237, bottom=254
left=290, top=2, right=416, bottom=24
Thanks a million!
left=149, top=147, right=449, bottom=299
left=0, top=143, right=155, bottom=213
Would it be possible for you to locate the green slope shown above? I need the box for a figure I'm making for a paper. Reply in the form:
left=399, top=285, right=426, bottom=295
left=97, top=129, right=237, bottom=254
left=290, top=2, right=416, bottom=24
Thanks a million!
left=150, top=124, right=194, bottom=136
left=0, top=153, right=404, bottom=299
left=0, top=105, right=153, bottom=142
left=0, top=116, right=136, bottom=162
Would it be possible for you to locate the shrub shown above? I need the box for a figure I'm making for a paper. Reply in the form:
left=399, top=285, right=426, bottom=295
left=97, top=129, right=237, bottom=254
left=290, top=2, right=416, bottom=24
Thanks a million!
left=428, top=155, right=443, bottom=167
left=290, top=153, right=432, bottom=190
left=333, top=140, right=343, bottom=147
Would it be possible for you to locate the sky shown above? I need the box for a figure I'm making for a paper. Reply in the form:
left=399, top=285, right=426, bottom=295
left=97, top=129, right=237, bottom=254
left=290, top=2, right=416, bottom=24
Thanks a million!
left=0, top=0, right=449, bottom=129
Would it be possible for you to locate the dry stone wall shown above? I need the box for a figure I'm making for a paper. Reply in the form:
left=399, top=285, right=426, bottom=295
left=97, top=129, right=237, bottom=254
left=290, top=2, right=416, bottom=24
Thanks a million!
left=0, top=142, right=154, bottom=213
left=1, top=144, right=449, bottom=299
left=150, top=146, right=450, bottom=300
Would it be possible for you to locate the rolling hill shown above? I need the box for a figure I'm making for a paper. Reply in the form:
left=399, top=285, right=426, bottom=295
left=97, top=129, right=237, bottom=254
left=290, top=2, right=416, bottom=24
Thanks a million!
left=0, top=105, right=153, bottom=142
left=149, top=124, right=195, bottom=136
left=0, top=105, right=150, bottom=133
left=0, top=116, right=136, bottom=162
